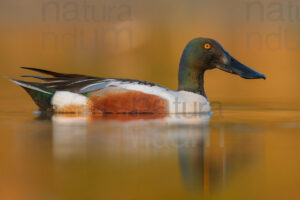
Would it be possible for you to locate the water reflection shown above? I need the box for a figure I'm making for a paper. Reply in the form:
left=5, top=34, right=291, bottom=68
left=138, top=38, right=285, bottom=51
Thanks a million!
left=52, top=116, right=87, bottom=159
left=178, top=122, right=264, bottom=196
left=51, top=113, right=210, bottom=158
left=50, top=113, right=264, bottom=197
left=3, top=110, right=300, bottom=199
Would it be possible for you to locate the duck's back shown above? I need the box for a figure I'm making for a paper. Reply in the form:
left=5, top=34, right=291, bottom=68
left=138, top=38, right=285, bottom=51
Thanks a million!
left=10, top=67, right=210, bottom=114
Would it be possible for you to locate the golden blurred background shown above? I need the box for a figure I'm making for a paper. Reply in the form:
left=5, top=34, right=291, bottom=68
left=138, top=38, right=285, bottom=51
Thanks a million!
left=1, top=1, right=300, bottom=200
left=0, top=0, right=299, bottom=111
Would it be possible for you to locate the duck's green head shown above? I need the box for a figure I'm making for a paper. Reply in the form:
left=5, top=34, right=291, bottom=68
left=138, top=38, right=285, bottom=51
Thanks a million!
left=178, top=38, right=266, bottom=97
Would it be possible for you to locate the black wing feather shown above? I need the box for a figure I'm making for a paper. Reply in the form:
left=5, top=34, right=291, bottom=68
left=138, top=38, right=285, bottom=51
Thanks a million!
left=20, top=67, right=161, bottom=92
left=21, top=67, right=86, bottom=78
left=20, top=67, right=103, bottom=92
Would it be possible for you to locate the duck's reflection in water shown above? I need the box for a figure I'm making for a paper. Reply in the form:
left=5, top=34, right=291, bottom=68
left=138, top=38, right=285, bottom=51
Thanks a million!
left=52, top=116, right=88, bottom=159
left=51, top=113, right=264, bottom=196
left=51, top=113, right=210, bottom=158
left=178, top=122, right=264, bottom=196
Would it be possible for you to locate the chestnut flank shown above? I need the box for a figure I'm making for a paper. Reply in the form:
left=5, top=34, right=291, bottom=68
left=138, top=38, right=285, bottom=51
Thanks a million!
left=89, top=91, right=168, bottom=114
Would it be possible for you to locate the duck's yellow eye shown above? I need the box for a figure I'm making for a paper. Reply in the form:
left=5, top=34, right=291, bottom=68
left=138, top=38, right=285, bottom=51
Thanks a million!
left=204, top=43, right=211, bottom=50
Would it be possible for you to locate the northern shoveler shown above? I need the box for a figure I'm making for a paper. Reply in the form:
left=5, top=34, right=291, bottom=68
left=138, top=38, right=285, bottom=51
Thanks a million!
left=9, top=38, right=266, bottom=114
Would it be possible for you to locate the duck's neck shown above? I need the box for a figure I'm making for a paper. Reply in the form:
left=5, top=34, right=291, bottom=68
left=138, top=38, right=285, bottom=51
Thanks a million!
left=177, top=53, right=206, bottom=98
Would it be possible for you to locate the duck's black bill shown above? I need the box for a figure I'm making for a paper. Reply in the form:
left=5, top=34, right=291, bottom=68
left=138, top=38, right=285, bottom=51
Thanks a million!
left=217, top=52, right=266, bottom=80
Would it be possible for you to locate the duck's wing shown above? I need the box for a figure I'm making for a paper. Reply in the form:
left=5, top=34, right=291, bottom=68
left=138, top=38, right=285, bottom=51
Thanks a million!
left=9, top=67, right=168, bottom=111
left=19, top=67, right=104, bottom=92
left=19, top=67, right=162, bottom=93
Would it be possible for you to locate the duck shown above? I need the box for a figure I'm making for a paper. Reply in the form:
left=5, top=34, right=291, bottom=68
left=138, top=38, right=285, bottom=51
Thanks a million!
left=9, top=38, right=266, bottom=114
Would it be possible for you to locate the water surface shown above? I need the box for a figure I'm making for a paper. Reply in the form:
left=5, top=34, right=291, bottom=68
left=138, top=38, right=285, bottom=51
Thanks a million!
left=0, top=108, right=300, bottom=200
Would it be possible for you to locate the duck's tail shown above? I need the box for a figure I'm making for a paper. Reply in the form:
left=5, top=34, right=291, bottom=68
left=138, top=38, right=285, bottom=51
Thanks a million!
left=8, top=78, right=55, bottom=111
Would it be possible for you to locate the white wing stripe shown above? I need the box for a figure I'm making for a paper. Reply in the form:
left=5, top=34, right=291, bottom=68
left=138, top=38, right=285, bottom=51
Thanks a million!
left=10, top=79, right=52, bottom=95
left=79, top=79, right=116, bottom=93
left=66, top=79, right=98, bottom=86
